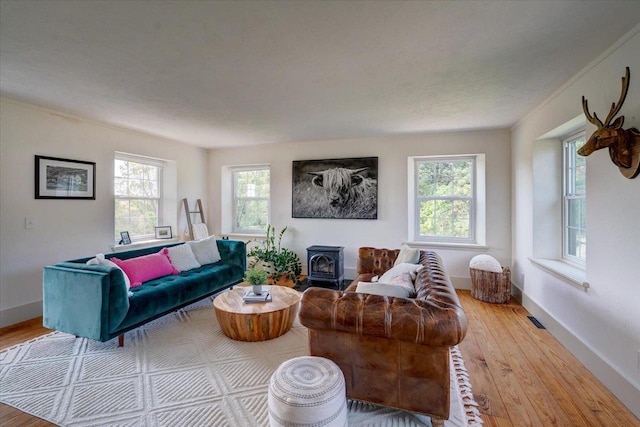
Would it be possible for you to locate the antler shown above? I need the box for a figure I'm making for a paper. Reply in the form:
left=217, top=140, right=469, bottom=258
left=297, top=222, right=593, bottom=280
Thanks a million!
left=604, top=66, right=630, bottom=126
left=582, top=96, right=603, bottom=128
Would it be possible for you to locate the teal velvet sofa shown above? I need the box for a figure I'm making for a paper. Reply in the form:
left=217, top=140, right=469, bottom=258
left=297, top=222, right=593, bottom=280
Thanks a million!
left=43, top=239, right=246, bottom=346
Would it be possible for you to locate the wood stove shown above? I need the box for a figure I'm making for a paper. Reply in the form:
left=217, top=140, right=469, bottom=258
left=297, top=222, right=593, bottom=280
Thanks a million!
left=306, top=245, right=344, bottom=289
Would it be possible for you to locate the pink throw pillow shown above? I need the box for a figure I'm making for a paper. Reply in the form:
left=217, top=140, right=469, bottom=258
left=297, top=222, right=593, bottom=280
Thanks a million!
left=112, top=248, right=179, bottom=287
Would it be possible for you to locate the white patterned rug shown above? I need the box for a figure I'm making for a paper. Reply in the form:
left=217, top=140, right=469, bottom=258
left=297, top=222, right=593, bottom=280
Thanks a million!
left=1, top=297, right=482, bottom=426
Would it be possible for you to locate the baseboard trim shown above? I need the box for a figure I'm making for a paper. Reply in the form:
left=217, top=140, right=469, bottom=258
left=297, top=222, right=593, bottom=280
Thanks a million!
left=515, top=285, right=640, bottom=419
left=0, top=300, right=43, bottom=328
left=450, top=276, right=471, bottom=290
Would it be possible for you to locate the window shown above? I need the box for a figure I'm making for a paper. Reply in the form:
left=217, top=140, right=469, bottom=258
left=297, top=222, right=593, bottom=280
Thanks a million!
left=563, top=133, right=586, bottom=263
left=231, top=166, right=270, bottom=233
left=411, top=155, right=483, bottom=244
left=114, top=154, right=163, bottom=242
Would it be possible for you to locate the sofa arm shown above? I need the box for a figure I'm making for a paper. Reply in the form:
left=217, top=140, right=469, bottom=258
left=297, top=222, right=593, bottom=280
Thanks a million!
left=299, top=287, right=467, bottom=347
left=217, top=239, right=246, bottom=273
left=43, top=263, right=130, bottom=342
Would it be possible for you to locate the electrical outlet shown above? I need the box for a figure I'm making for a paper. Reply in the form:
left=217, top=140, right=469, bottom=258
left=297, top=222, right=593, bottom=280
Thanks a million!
left=25, top=217, right=35, bottom=229
left=520, top=273, right=525, bottom=285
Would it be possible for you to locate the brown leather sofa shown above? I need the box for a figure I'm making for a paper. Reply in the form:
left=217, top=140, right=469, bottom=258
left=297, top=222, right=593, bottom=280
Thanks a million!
left=299, top=247, right=468, bottom=426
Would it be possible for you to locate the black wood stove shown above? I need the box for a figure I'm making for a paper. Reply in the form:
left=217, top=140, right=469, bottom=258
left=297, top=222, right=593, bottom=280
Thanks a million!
left=306, top=245, right=344, bottom=289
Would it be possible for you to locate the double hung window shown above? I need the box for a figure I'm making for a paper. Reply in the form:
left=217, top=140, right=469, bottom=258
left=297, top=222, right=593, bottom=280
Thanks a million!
left=412, top=156, right=479, bottom=243
left=563, top=134, right=587, bottom=263
left=232, top=166, right=270, bottom=233
left=114, top=154, right=163, bottom=242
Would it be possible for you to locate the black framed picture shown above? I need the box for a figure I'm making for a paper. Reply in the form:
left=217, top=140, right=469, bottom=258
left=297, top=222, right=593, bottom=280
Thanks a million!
left=120, top=231, right=132, bottom=245
left=292, top=156, right=378, bottom=219
left=155, top=226, right=173, bottom=239
left=35, top=155, right=96, bottom=200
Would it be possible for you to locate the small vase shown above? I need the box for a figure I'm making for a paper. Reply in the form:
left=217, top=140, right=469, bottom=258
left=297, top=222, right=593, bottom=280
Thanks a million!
left=252, top=284, right=263, bottom=295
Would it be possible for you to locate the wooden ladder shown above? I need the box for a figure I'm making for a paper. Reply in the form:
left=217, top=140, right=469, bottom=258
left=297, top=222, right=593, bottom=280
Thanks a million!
left=183, top=198, right=205, bottom=240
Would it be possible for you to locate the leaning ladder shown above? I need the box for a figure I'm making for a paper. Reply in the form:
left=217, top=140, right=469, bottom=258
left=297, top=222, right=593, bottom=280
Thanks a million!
left=182, top=198, right=205, bottom=240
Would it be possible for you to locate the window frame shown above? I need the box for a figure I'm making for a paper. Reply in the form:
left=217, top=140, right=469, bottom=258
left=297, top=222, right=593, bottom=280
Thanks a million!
left=562, top=132, right=587, bottom=266
left=114, top=153, right=164, bottom=243
left=411, top=155, right=479, bottom=244
left=230, top=164, right=270, bottom=235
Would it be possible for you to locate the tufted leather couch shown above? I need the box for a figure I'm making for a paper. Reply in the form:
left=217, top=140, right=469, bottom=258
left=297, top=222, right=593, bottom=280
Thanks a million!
left=299, top=247, right=468, bottom=426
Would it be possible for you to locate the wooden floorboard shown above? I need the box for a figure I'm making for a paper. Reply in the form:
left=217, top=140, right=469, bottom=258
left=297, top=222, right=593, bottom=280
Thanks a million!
left=457, top=291, right=639, bottom=427
left=1, top=293, right=638, bottom=426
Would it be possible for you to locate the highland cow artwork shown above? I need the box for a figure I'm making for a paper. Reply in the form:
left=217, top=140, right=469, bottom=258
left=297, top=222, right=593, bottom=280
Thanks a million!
left=292, top=157, right=378, bottom=219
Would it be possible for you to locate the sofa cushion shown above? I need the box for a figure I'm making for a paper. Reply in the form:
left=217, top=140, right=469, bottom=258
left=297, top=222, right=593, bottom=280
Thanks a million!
left=166, top=243, right=201, bottom=272
left=187, top=235, right=221, bottom=265
left=378, top=262, right=422, bottom=283
left=356, top=273, right=415, bottom=298
left=356, top=278, right=414, bottom=298
left=118, top=262, right=244, bottom=331
left=393, top=245, right=420, bottom=266
left=112, top=248, right=179, bottom=287
left=389, top=272, right=416, bottom=294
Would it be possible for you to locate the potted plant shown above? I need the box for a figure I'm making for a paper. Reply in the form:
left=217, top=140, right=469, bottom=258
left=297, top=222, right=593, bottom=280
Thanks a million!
left=247, top=225, right=302, bottom=287
left=244, top=268, right=269, bottom=295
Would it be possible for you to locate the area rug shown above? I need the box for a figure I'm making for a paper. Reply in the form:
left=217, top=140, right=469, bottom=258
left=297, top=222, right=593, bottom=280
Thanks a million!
left=1, top=297, right=482, bottom=426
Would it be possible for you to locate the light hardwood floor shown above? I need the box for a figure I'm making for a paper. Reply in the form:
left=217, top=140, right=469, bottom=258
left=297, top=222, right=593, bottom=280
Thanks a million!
left=0, top=290, right=638, bottom=426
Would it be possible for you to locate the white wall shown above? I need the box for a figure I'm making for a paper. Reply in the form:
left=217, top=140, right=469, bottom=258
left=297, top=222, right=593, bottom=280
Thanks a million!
left=511, top=30, right=640, bottom=416
left=208, top=129, right=512, bottom=285
left=0, top=98, right=208, bottom=326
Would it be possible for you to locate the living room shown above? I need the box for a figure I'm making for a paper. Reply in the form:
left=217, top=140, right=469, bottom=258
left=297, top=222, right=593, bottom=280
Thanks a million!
left=1, top=1, right=639, bottom=426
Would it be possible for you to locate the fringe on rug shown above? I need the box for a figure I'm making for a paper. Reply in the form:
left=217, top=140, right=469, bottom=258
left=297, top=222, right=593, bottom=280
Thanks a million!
left=451, top=346, right=484, bottom=426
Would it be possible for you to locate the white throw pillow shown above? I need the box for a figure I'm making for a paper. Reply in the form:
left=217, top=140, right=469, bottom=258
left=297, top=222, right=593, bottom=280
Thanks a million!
left=87, top=253, right=131, bottom=293
left=394, top=244, right=420, bottom=266
left=166, top=244, right=201, bottom=272
left=379, top=263, right=423, bottom=284
left=187, top=235, right=221, bottom=265
left=355, top=281, right=414, bottom=298
left=388, top=272, right=416, bottom=297
left=469, top=254, right=502, bottom=273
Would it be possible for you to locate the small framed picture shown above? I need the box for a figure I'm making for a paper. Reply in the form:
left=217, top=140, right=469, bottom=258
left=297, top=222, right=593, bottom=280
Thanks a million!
left=155, top=226, right=173, bottom=239
left=35, top=155, right=96, bottom=199
left=120, top=231, right=132, bottom=245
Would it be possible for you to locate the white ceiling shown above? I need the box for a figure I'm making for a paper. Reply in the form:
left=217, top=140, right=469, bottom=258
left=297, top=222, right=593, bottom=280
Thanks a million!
left=1, top=1, right=639, bottom=148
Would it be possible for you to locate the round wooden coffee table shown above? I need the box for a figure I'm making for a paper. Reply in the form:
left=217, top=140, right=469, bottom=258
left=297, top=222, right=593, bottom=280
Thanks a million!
left=213, top=285, right=301, bottom=341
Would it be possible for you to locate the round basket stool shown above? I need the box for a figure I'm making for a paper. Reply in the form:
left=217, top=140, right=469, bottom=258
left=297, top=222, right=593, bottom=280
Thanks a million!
left=268, top=356, right=348, bottom=427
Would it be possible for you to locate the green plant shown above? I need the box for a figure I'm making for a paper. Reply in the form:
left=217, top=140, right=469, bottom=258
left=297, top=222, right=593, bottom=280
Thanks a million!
left=244, top=268, right=268, bottom=286
left=247, top=225, right=302, bottom=282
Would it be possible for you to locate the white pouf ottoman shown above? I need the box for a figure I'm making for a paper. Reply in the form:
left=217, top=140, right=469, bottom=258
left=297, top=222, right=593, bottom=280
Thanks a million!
left=268, top=356, right=348, bottom=427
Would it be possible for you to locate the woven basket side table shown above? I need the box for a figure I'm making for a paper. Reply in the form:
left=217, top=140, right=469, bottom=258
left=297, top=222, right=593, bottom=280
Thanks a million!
left=470, top=266, right=511, bottom=304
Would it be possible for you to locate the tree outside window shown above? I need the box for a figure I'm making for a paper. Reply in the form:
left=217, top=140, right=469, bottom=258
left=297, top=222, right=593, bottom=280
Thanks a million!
left=233, top=167, right=270, bottom=233
left=114, top=157, right=161, bottom=241
left=415, top=157, right=475, bottom=242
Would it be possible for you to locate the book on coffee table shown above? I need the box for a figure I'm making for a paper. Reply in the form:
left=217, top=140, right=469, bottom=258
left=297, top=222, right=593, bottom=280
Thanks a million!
left=243, top=289, right=272, bottom=303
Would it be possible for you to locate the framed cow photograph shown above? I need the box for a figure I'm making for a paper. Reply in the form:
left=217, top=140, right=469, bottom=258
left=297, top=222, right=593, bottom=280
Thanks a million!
left=292, top=156, right=378, bottom=219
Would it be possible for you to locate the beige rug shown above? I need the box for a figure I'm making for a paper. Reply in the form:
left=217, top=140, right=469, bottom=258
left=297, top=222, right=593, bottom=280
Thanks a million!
left=0, top=297, right=482, bottom=426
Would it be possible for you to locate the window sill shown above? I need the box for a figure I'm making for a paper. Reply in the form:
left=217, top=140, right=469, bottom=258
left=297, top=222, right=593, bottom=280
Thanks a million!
left=406, top=241, right=488, bottom=251
left=529, top=257, right=589, bottom=291
left=110, top=238, right=179, bottom=253
left=222, top=233, right=265, bottom=240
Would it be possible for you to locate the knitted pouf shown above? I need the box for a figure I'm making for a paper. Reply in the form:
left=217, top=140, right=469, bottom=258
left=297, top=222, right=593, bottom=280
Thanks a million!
left=268, top=356, right=348, bottom=427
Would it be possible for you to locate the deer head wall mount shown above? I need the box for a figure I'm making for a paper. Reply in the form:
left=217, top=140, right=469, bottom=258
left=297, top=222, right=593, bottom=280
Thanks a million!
left=579, top=67, right=640, bottom=179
